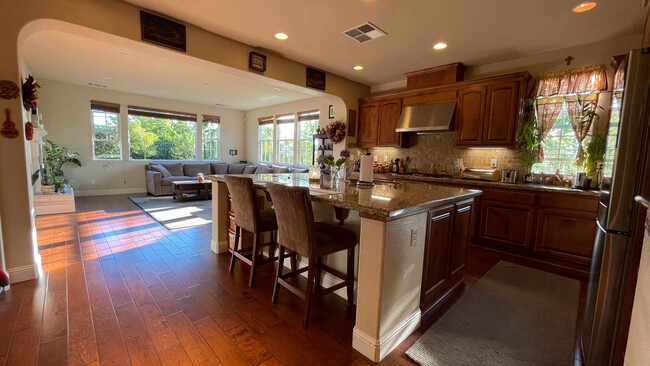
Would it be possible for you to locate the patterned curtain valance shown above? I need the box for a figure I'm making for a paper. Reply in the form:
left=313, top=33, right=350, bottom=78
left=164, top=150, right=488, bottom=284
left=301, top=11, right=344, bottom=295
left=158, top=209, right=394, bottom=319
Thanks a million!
left=535, top=65, right=607, bottom=98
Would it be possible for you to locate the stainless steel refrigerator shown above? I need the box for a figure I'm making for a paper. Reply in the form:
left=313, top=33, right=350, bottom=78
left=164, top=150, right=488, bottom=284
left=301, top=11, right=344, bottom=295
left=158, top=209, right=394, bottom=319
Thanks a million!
left=581, top=48, right=650, bottom=365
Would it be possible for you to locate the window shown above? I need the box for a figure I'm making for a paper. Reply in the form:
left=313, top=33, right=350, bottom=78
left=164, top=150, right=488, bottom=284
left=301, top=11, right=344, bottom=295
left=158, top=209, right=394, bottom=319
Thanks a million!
left=90, top=101, right=121, bottom=159
left=534, top=102, right=579, bottom=175
left=603, top=92, right=622, bottom=176
left=258, top=116, right=274, bottom=163
left=298, top=110, right=319, bottom=166
left=276, top=114, right=295, bottom=164
left=202, top=115, right=220, bottom=160
left=128, top=106, right=197, bottom=160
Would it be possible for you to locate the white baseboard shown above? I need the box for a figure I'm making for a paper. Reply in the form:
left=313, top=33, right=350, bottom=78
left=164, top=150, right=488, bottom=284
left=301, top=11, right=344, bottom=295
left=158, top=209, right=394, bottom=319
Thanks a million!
left=352, top=309, right=421, bottom=362
left=75, top=188, right=147, bottom=197
left=7, top=263, right=39, bottom=283
left=211, top=239, right=229, bottom=254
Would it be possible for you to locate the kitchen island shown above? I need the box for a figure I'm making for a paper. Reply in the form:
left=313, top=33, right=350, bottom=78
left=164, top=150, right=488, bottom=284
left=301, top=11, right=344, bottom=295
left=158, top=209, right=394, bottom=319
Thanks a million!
left=208, top=173, right=481, bottom=362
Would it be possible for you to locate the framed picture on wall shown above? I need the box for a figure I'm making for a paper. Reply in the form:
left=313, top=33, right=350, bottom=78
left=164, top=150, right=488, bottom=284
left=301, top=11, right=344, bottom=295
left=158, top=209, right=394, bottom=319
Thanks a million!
left=249, top=52, right=267, bottom=72
left=306, top=68, right=326, bottom=90
left=140, top=11, right=186, bottom=52
left=348, top=109, right=357, bottom=137
left=329, top=105, right=334, bottom=119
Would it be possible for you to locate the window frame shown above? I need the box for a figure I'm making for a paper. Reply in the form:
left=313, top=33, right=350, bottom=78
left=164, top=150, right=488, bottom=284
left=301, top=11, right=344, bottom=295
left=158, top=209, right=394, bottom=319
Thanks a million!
left=275, top=113, right=296, bottom=165
left=297, top=110, right=320, bottom=167
left=201, top=114, right=221, bottom=161
left=258, top=116, right=275, bottom=164
left=127, top=105, right=198, bottom=161
left=90, top=101, right=122, bottom=160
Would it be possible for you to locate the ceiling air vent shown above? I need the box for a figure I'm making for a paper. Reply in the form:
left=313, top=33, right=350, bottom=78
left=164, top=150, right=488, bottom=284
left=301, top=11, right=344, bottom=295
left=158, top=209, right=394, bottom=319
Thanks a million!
left=342, top=22, right=386, bottom=43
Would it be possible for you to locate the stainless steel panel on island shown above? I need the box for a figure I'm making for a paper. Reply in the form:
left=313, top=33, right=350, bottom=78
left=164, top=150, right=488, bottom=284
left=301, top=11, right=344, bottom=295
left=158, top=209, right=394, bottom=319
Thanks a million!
left=208, top=173, right=481, bottom=362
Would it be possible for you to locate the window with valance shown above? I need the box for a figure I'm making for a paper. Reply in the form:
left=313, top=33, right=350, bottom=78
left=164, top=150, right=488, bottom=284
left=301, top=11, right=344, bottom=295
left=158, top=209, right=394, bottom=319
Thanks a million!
left=533, top=65, right=607, bottom=175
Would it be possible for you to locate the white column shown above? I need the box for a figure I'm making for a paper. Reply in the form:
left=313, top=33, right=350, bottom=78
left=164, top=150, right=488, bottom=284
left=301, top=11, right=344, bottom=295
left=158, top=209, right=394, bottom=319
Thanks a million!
left=211, top=181, right=230, bottom=253
left=352, top=213, right=427, bottom=362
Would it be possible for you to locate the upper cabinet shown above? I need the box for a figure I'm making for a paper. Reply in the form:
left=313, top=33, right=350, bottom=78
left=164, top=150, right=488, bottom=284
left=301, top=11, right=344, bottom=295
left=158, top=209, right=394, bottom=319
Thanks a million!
left=356, top=71, right=530, bottom=149
left=454, top=76, right=527, bottom=148
left=358, top=98, right=408, bottom=148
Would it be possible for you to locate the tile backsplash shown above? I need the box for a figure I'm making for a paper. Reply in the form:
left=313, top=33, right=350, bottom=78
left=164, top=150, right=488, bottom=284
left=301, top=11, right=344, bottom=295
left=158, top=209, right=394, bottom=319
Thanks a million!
left=349, top=133, right=526, bottom=174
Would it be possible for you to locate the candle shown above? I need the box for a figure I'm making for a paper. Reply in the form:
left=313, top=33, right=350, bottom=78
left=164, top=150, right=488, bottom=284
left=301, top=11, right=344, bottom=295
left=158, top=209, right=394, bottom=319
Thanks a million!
left=309, top=165, right=321, bottom=181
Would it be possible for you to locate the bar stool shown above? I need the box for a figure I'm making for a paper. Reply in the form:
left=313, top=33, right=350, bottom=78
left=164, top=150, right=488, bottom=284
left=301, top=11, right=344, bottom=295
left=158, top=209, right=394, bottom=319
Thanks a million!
left=224, top=176, right=278, bottom=287
left=266, top=183, right=357, bottom=328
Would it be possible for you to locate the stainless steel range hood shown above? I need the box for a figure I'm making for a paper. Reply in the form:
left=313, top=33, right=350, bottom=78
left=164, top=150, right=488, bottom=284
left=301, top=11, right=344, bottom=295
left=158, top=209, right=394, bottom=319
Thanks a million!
left=395, top=101, right=456, bottom=133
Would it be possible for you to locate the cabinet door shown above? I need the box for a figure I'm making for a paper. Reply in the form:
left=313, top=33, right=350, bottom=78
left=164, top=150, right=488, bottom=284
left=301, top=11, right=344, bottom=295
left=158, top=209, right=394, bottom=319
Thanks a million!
left=421, top=205, right=453, bottom=311
left=483, top=82, right=519, bottom=147
left=535, top=208, right=596, bottom=263
left=455, top=86, right=486, bottom=146
left=480, top=200, right=536, bottom=249
left=377, top=99, right=403, bottom=147
left=357, top=102, right=379, bottom=148
left=449, top=201, right=473, bottom=277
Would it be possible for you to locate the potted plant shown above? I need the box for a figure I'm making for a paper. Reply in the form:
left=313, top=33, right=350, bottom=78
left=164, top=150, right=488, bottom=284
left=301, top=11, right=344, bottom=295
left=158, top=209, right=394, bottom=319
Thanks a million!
left=325, top=149, right=350, bottom=182
left=515, top=99, right=544, bottom=182
left=576, top=96, right=604, bottom=187
left=32, top=140, right=82, bottom=193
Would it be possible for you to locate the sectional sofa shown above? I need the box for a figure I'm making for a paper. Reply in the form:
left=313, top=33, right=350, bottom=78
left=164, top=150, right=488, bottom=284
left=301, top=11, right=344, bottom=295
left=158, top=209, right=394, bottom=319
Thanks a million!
left=144, top=162, right=307, bottom=196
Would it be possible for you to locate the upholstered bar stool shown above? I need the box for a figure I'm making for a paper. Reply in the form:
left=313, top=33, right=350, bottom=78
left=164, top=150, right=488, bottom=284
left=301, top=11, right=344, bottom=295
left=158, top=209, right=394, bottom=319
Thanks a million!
left=224, top=176, right=278, bottom=287
left=266, top=183, right=357, bottom=328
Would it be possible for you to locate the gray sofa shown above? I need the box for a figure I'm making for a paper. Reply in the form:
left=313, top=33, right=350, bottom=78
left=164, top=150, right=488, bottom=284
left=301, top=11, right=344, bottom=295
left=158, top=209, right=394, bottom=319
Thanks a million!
left=145, top=162, right=307, bottom=196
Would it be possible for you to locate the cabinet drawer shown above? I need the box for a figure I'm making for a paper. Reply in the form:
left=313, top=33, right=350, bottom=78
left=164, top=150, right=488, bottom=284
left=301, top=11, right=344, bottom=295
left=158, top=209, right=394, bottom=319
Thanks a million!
left=402, top=90, right=457, bottom=106
left=539, top=193, right=598, bottom=213
left=535, top=208, right=596, bottom=263
left=228, top=215, right=236, bottom=232
left=481, top=189, right=536, bottom=205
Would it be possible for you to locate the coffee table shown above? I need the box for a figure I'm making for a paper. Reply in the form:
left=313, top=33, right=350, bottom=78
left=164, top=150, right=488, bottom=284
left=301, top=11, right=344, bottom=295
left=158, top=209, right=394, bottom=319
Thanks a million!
left=171, top=180, right=212, bottom=202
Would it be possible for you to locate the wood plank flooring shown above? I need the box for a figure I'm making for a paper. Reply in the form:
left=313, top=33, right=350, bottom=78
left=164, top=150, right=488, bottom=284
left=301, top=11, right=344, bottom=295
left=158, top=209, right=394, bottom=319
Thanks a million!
left=1, top=194, right=459, bottom=365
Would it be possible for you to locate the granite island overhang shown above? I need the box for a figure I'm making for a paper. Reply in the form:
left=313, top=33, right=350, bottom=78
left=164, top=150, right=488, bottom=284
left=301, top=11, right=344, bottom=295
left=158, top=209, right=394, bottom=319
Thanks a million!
left=208, top=173, right=482, bottom=362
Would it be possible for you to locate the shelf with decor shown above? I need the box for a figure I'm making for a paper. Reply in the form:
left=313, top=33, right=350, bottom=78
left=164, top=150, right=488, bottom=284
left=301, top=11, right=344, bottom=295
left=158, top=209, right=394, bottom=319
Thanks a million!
left=312, top=133, right=333, bottom=167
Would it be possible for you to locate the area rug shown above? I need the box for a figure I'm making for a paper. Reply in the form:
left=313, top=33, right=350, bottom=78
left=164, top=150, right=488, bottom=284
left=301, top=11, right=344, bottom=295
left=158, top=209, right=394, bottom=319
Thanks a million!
left=406, top=261, right=580, bottom=366
left=129, top=196, right=211, bottom=230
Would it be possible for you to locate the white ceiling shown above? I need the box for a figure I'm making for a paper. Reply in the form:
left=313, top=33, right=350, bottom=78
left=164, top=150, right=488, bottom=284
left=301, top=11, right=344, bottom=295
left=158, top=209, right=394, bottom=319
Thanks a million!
left=122, top=0, right=646, bottom=86
left=22, top=30, right=320, bottom=110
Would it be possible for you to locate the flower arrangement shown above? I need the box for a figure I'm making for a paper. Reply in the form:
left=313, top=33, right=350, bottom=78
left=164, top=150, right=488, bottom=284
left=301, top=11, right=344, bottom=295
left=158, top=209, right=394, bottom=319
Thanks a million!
left=22, top=75, right=40, bottom=111
left=325, top=149, right=350, bottom=168
left=325, top=120, right=346, bottom=144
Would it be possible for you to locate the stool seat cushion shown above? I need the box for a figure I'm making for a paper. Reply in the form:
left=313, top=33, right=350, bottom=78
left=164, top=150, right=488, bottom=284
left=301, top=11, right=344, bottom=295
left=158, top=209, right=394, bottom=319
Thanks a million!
left=258, top=208, right=278, bottom=232
left=313, top=222, right=357, bottom=257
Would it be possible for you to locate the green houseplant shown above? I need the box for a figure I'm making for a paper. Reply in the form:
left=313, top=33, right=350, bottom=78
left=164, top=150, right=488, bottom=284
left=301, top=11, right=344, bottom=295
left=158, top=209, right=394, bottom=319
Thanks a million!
left=515, top=99, right=544, bottom=179
left=576, top=96, right=604, bottom=186
left=32, top=140, right=82, bottom=192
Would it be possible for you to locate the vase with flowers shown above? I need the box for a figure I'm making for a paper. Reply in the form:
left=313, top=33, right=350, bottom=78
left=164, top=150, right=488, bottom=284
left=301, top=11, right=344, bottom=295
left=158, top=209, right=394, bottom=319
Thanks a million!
left=325, top=150, right=350, bottom=184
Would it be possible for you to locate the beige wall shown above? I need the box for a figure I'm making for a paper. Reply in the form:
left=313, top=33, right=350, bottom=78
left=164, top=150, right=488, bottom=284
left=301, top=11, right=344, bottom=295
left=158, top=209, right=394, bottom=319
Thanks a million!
left=371, top=34, right=642, bottom=94
left=0, top=0, right=369, bottom=281
left=37, top=79, right=246, bottom=196
left=244, top=97, right=346, bottom=164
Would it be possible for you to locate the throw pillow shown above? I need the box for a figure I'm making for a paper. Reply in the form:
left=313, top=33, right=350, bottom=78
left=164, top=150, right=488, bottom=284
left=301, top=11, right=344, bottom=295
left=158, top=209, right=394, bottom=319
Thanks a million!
left=150, top=165, right=171, bottom=178
left=243, top=165, right=257, bottom=174
left=161, top=163, right=184, bottom=176
left=211, top=163, right=228, bottom=174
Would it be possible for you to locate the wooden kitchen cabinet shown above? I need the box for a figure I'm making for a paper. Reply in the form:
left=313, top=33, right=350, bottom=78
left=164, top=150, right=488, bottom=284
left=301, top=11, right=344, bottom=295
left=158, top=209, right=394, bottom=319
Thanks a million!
left=357, top=101, right=379, bottom=147
left=357, top=98, right=407, bottom=148
left=478, top=189, right=537, bottom=250
left=483, top=82, right=520, bottom=146
left=455, top=86, right=486, bottom=146
left=421, top=201, right=474, bottom=314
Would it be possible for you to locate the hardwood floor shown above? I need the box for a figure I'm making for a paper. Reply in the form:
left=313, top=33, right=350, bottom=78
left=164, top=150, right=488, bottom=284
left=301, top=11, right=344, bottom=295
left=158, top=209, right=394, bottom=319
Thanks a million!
left=1, top=195, right=443, bottom=365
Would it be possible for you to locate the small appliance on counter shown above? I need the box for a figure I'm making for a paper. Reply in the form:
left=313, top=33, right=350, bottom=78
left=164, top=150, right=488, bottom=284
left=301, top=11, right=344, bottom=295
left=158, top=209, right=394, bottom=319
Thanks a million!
left=461, top=168, right=500, bottom=182
left=500, top=169, right=519, bottom=183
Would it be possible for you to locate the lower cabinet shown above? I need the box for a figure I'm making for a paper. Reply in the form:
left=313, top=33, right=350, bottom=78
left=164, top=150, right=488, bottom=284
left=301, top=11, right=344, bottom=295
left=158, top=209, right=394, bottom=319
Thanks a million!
left=421, top=200, right=474, bottom=314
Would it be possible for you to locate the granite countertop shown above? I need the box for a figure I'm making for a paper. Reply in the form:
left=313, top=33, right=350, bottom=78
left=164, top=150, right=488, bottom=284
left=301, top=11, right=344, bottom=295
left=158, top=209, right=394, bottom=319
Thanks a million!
left=385, top=173, right=601, bottom=197
left=209, top=173, right=482, bottom=220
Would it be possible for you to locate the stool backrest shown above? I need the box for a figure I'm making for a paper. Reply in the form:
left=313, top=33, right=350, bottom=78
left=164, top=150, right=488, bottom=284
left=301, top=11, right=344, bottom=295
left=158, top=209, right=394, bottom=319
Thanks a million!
left=266, top=183, right=314, bottom=257
left=224, top=176, right=261, bottom=233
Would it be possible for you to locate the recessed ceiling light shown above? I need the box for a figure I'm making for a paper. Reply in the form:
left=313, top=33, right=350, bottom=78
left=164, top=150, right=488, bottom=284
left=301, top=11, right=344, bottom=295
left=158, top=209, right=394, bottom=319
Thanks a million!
left=433, top=42, right=447, bottom=50
left=118, top=51, right=129, bottom=56
left=353, top=66, right=364, bottom=71
left=202, top=83, right=209, bottom=87
left=272, top=87, right=281, bottom=92
left=274, top=33, right=288, bottom=40
left=573, top=2, right=596, bottom=12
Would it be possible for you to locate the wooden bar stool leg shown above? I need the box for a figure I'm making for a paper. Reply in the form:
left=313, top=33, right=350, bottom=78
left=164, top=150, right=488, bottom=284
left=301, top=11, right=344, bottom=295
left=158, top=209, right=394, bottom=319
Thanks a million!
left=230, top=226, right=240, bottom=273
left=272, top=245, right=285, bottom=304
left=303, top=260, right=316, bottom=328
left=290, top=251, right=297, bottom=271
left=315, top=257, right=322, bottom=287
left=347, top=247, right=355, bottom=305
left=249, top=232, right=259, bottom=287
